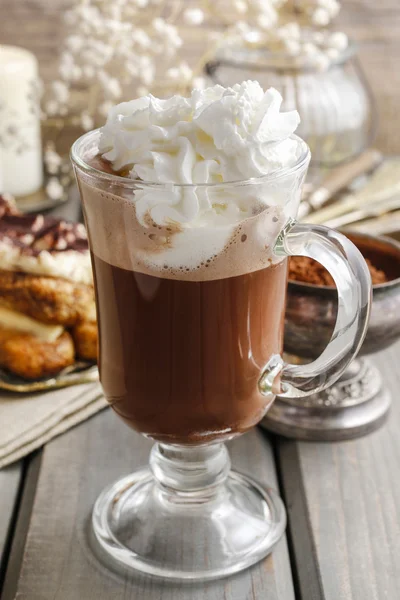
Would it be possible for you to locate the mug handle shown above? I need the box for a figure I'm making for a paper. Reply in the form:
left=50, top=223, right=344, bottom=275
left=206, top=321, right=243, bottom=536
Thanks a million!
left=259, top=221, right=372, bottom=398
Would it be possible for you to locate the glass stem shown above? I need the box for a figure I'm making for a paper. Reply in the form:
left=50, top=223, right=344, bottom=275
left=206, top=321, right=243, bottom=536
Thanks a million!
left=149, top=442, right=231, bottom=500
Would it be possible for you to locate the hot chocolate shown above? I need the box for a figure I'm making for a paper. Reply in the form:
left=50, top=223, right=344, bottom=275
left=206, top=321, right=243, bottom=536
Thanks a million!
left=79, top=163, right=289, bottom=442
left=92, top=254, right=287, bottom=443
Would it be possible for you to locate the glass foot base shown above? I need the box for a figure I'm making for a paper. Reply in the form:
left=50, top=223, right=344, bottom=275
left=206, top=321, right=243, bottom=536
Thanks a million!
left=92, top=467, right=286, bottom=581
left=262, top=358, right=391, bottom=441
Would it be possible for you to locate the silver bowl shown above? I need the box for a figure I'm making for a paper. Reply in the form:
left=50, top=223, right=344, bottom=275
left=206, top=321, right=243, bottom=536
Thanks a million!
left=262, top=232, right=400, bottom=441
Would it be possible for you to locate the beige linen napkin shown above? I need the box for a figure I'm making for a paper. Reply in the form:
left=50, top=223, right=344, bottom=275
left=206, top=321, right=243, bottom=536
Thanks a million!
left=0, top=383, right=107, bottom=468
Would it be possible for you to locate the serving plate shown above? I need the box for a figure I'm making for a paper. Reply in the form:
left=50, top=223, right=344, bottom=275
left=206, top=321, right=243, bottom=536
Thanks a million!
left=0, top=361, right=98, bottom=393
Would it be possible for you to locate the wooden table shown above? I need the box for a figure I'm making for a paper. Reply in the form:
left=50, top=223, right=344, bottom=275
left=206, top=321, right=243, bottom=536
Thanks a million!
left=1, top=302, right=400, bottom=600
left=0, top=191, right=399, bottom=599
left=1, top=1, right=400, bottom=598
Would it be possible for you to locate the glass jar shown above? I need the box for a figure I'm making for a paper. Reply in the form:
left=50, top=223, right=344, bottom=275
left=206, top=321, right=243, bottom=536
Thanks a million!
left=206, top=42, right=377, bottom=177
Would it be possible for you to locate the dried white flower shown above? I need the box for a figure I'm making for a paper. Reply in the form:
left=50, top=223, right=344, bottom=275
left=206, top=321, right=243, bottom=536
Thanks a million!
left=106, top=78, right=122, bottom=100
left=329, top=31, right=348, bottom=51
left=51, top=80, right=70, bottom=104
left=138, top=56, right=155, bottom=86
left=242, top=28, right=264, bottom=45
left=285, top=39, right=301, bottom=56
left=183, top=8, right=204, bottom=26
left=313, top=52, right=331, bottom=71
left=234, top=1, right=248, bottom=15
left=313, top=31, right=325, bottom=45
left=136, top=86, right=149, bottom=97
left=235, top=20, right=250, bottom=35
left=46, top=177, right=64, bottom=201
left=302, top=43, right=318, bottom=57
left=45, top=100, right=60, bottom=117
left=44, top=146, right=63, bottom=174
left=325, top=47, right=340, bottom=61
left=166, top=62, right=193, bottom=83
left=99, top=101, right=114, bottom=117
left=280, top=22, right=301, bottom=40
left=43, top=0, right=347, bottom=143
left=81, top=112, right=94, bottom=131
left=166, top=67, right=180, bottom=81
left=131, top=29, right=151, bottom=48
left=192, top=76, right=207, bottom=90
left=312, top=7, right=330, bottom=26
left=257, top=13, right=275, bottom=30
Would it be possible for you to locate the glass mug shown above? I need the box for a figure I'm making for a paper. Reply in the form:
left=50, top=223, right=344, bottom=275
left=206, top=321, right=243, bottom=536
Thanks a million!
left=71, top=130, right=371, bottom=581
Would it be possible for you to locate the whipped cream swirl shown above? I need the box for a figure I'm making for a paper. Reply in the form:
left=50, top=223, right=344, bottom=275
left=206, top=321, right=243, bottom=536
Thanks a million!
left=98, top=81, right=303, bottom=228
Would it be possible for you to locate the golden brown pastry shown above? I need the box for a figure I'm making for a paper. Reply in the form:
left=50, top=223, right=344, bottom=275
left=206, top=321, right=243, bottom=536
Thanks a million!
left=0, top=195, right=97, bottom=379
left=0, top=327, right=75, bottom=380
left=0, top=271, right=95, bottom=326
left=72, top=321, right=98, bottom=361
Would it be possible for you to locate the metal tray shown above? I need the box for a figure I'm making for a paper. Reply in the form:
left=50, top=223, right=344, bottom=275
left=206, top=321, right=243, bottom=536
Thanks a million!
left=0, top=361, right=98, bottom=393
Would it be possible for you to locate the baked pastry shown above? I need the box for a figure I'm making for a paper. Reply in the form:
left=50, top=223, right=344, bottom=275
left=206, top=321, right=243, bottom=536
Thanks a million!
left=0, top=194, right=97, bottom=379
left=71, top=321, right=98, bottom=361
left=0, top=327, right=75, bottom=380
left=0, top=271, right=95, bottom=326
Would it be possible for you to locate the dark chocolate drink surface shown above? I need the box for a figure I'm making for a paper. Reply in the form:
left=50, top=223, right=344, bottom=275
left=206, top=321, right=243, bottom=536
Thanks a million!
left=91, top=253, right=288, bottom=443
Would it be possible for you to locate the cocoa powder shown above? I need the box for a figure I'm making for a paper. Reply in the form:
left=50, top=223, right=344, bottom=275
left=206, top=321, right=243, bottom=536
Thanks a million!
left=289, top=256, right=388, bottom=286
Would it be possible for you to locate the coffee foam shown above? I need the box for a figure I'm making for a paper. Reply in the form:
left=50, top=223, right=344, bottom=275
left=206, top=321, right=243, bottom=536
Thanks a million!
left=79, top=176, right=288, bottom=282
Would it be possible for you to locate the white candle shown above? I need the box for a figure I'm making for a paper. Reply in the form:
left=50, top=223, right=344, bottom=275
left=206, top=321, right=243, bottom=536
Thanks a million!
left=0, top=45, right=43, bottom=196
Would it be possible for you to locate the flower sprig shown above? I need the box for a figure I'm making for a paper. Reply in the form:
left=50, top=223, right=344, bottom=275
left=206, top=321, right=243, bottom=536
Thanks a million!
left=42, top=0, right=217, bottom=197
left=44, top=0, right=204, bottom=130
left=42, top=0, right=348, bottom=200
left=210, top=0, right=348, bottom=71
left=43, top=0, right=348, bottom=160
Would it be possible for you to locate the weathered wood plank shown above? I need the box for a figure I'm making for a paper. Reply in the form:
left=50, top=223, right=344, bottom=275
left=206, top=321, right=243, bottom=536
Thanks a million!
left=1, top=453, right=42, bottom=600
left=278, top=341, right=400, bottom=600
left=2, top=410, right=295, bottom=600
left=0, top=464, right=23, bottom=581
left=0, top=158, right=81, bottom=594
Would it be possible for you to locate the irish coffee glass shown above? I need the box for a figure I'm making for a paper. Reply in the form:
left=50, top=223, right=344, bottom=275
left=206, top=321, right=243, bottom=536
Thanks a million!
left=72, top=130, right=371, bottom=581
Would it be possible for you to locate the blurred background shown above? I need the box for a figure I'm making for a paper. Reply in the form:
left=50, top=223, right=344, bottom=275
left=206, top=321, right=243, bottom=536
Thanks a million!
left=0, top=0, right=397, bottom=149
left=1, top=0, right=400, bottom=233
